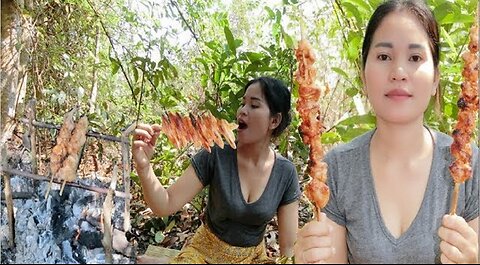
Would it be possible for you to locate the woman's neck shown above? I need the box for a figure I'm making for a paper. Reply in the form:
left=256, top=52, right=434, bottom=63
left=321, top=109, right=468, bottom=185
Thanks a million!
left=372, top=120, right=433, bottom=160
left=237, top=139, right=272, bottom=166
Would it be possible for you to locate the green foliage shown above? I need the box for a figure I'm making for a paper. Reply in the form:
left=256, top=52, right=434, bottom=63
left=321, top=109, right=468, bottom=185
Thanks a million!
left=24, top=0, right=477, bottom=157
left=22, top=0, right=478, bottom=247
left=194, top=17, right=295, bottom=123
left=328, top=0, right=477, bottom=140
left=26, top=1, right=96, bottom=117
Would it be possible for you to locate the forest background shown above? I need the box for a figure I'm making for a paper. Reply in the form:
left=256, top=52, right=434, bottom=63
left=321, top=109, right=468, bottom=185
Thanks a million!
left=1, top=0, right=477, bottom=257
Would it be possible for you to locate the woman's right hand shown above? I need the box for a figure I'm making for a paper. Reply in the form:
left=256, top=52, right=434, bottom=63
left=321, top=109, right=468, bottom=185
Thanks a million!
left=294, top=212, right=335, bottom=264
left=132, top=123, right=162, bottom=171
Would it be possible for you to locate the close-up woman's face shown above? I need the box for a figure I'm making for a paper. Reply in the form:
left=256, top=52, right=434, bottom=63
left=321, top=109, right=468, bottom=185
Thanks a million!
left=363, top=10, right=439, bottom=125
left=236, top=82, right=273, bottom=144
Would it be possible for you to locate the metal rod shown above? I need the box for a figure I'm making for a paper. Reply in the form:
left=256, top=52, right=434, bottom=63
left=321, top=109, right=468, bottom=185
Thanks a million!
left=1, top=168, right=131, bottom=199
left=20, top=118, right=127, bottom=143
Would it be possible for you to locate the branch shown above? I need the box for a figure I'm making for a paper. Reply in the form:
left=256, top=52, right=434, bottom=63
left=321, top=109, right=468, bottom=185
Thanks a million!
left=324, top=107, right=354, bottom=133
left=331, top=0, right=361, bottom=73
left=135, top=70, right=146, bottom=125
left=169, top=0, right=199, bottom=43
left=85, top=0, right=137, bottom=103
left=321, top=79, right=341, bottom=122
left=331, top=0, right=350, bottom=45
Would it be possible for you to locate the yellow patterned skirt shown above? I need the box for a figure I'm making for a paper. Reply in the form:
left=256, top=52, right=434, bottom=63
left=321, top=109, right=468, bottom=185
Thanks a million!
left=170, top=224, right=275, bottom=264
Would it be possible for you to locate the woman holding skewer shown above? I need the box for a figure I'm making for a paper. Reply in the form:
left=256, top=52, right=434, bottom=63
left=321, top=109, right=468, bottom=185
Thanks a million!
left=133, top=76, right=300, bottom=263
left=294, top=0, right=478, bottom=263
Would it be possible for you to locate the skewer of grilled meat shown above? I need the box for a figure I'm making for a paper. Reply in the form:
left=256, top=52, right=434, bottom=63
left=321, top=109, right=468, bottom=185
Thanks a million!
left=295, top=39, right=330, bottom=220
left=448, top=20, right=478, bottom=215
left=160, top=111, right=238, bottom=152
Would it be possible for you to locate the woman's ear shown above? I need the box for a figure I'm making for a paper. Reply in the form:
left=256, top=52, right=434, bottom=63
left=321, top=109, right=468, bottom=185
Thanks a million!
left=270, top=113, right=282, bottom=130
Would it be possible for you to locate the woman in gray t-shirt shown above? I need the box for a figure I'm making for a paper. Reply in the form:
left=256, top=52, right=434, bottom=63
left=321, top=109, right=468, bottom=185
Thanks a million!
left=132, top=76, right=300, bottom=263
left=294, top=0, right=478, bottom=264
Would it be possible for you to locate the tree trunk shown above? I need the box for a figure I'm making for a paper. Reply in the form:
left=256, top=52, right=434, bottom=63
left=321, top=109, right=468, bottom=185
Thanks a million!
left=1, top=0, right=30, bottom=249
left=1, top=0, right=28, bottom=147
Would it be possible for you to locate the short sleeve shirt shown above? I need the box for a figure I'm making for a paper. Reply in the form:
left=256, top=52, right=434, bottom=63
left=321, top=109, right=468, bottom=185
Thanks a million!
left=322, top=129, right=479, bottom=264
left=191, top=144, right=301, bottom=247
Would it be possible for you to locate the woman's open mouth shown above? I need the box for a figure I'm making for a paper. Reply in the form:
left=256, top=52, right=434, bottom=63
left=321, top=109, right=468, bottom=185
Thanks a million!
left=237, top=120, right=248, bottom=130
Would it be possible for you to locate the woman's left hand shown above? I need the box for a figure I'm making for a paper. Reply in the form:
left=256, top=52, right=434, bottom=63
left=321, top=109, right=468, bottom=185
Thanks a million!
left=438, top=214, right=478, bottom=264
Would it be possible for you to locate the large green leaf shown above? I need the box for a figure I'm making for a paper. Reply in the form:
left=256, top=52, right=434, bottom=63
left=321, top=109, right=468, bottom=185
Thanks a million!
left=321, top=131, right=342, bottom=144
left=224, top=26, right=237, bottom=55
left=338, top=113, right=376, bottom=126
left=343, top=0, right=371, bottom=13
left=440, top=27, right=457, bottom=55
left=342, top=2, right=363, bottom=27
left=441, top=13, right=474, bottom=24
left=110, top=57, right=120, bottom=75
left=243, top=52, right=265, bottom=62
left=331, top=67, right=350, bottom=80
left=433, top=2, right=453, bottom=23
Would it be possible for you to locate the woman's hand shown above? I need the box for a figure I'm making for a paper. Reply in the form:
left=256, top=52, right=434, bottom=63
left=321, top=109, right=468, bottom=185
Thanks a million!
left=132, top=123, right=161, bottom=171
left=294, top=212, right=335, bottom=264
left=438, top=214, right=478, bottom=264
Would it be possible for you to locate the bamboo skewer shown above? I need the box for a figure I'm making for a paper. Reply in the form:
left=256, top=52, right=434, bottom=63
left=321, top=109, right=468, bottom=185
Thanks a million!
left=121, top=122, right=136, bottom=232
left=44, top=171, right=54, bottom=200
left=449, top=183, right=460, bottom=215
left=102, top=162, right=118, bottom=264
left=60, top=180, right=67, bottom=196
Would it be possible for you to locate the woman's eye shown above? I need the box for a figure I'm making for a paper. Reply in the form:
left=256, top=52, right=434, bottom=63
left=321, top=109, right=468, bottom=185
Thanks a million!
left=251, top=105, right=259, bottom=109
left=409, top=55, right=422, bottom=62
left=377, top=54, right=390, bottom=61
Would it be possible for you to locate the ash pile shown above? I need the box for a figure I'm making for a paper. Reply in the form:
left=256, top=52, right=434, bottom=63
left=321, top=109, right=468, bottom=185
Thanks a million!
left=1, top=151, right=134, bottom=264
left=1, top=106, right=136, bottom=264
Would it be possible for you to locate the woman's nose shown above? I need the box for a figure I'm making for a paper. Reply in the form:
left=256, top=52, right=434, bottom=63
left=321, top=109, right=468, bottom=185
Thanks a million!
left=390, top=64, right=407, bottom=81
left=237, top=105, right=247, bottom=116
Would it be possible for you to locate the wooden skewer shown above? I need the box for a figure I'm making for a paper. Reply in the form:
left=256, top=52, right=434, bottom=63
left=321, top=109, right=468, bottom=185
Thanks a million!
left=314, top=205, right=320, bottom=221
left=44, top=172, right=54, bottom=199
left=449, top=183, right=460, bottom=215
left=60, top=179, right=67, bottom=196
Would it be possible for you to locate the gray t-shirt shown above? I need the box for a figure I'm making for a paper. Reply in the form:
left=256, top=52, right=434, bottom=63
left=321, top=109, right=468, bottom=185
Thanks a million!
left=191, top=144, right=301, bottom=247
left=323, top=129, right=479, bottom=264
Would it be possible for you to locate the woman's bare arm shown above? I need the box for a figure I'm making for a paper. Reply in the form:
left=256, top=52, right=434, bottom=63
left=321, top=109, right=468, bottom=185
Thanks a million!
left=278, top=201, right=299, bottom=258
left=133, top=123, right=204, bottom=217
left=137, top=164, right=204, bottom=217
